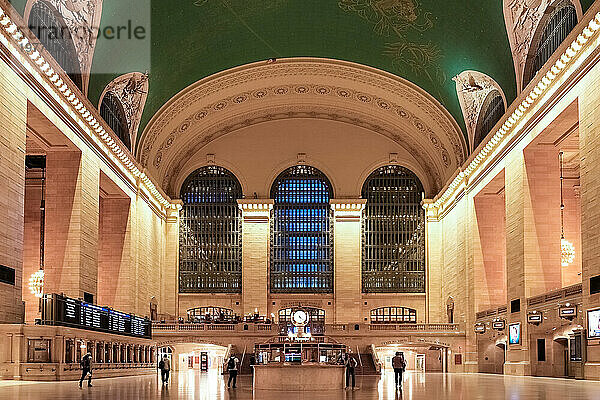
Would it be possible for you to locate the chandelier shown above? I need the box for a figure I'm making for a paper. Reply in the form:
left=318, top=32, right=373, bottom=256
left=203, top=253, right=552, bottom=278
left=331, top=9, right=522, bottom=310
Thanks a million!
left=28, top=158, right=46, bottom=297
left=29, top=269, right=45, bottom=298
left=559, top=152, right=575, bottom=267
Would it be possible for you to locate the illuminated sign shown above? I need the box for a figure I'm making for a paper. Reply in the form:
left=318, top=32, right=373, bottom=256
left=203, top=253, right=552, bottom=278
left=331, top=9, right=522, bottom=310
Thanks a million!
left=559, top=306, right=577, bottom=319
left=527, top=312, right=542, bottom=325
left=492, top=319, right=505, bottom=330
left=41, top=294, right=151, bottom=339
left=509, top=323, right=521, bottom=345
left=474, top=323, right=486, bottom=334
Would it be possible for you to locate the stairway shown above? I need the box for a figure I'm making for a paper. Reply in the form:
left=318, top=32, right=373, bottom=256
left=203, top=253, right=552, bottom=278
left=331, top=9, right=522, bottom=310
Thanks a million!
left=357, top=353, right=379, bottom=375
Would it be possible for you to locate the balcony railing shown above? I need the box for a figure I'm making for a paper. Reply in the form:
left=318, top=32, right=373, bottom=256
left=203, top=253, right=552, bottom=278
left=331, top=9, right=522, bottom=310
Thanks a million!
left=152, top=322, right=462, bottom=334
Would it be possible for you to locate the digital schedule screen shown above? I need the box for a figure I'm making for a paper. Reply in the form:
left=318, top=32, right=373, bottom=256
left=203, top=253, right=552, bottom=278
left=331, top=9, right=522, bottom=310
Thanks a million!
left=42, top=294, right=151, bottom=339
left=588, top=308, right=600, bottom=339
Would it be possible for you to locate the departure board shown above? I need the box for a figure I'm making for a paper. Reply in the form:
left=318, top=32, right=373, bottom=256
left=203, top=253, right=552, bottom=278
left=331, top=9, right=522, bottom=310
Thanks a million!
left=41, top=294, right=151, bottom=339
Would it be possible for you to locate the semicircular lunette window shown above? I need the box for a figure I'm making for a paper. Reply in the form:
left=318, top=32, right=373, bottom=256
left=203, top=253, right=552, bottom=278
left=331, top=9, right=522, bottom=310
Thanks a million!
left=100, top=92, right=130, bottom=150
left=474, top=91, right=505, bottom=149
left=524, top=2, right=577, bottom=87
left=270, top=165, right=334, bottom=293
left=179, top=166, right=243, bottom=293
left=28, top=1, right=83, bottom=90
left=362, top=165, right=425, bottom=293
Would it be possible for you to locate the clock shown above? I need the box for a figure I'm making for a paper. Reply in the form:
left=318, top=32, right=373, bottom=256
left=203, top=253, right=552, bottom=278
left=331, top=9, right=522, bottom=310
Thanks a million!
left=292, top=309, right=309, bottom=327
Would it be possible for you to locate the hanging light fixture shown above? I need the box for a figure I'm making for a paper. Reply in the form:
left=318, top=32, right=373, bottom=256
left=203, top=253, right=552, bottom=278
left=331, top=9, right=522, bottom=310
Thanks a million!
left=559, top=152, right=575, bottom=267
left=29, top=159, right=46, bottom=298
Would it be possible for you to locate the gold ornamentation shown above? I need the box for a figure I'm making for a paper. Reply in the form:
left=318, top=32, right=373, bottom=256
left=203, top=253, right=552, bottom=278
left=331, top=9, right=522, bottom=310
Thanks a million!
left=339, top=0, right=445, bottom=85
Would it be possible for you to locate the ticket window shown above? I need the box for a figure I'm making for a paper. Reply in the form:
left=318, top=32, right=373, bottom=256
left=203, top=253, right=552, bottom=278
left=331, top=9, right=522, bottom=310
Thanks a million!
left=27, top=339, right=51, bottom=363
left=104, top=343, right=111, bottom=363
left=96, top=342, right=103, bottom=363
left=76, top=340, right=83, bottom=363
left=65, top=339, right=74, bottom=363
left=87, top=341, right=94, bottom=361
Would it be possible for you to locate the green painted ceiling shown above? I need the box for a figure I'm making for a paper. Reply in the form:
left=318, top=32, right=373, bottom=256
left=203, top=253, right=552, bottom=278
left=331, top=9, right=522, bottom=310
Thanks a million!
left=9, top=0, right=597, bottom=143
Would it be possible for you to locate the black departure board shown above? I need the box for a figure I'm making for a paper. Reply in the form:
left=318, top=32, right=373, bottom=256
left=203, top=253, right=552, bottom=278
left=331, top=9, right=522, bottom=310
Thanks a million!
left=41, top=294, right=151, bottom=339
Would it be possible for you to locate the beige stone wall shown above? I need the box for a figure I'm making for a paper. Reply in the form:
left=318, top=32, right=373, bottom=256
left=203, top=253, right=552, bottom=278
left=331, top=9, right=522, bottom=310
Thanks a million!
left=0, top=56, right=27, bottom=324
left=97, top=197, right=132, bottom=311
left=332, top=204, right=362, bottom=324
left=580, top=62, right=600, bottom=380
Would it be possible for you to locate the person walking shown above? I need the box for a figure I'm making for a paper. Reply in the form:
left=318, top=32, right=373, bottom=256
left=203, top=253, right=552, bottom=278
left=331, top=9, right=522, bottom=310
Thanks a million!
left=226, top=355, right=239, bottom=388
left=345, top=353, right=357, bottom=390
left=392, top=352, right=407, bottom=389
left=79, top=352, right=93, bottom=388
left=159, top=355, right=171, bottom=384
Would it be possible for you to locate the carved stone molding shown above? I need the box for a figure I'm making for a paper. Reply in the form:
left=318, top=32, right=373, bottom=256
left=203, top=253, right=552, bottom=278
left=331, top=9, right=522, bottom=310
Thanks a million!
left=453, top=71, right=507, bottom=151
left=158, top=104, right=444, bottom=197
left=137, top=58, right=467, bottom=197
left=503, top=0, right=582, bottom=93
left=25, top=0, right=103, bottom=94
left=98, top=72, right=149, bottom=150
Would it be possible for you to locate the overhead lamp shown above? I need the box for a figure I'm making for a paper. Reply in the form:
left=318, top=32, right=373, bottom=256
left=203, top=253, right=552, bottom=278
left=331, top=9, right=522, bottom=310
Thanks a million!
left=559, top=152, right=575, bottom=267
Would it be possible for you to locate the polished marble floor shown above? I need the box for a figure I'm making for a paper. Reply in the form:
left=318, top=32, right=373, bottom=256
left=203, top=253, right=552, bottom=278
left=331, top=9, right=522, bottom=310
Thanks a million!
left=1, top=370, right=599, bottom=399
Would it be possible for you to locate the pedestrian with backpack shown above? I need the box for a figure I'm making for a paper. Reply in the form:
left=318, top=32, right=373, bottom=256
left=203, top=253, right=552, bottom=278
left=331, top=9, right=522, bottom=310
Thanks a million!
left=226, top=355, right=239, bottom=388
left=392, top=351, right=407, bottom=389
left=79, top=352, right=93, bottom=388
left=345, top=353, right=358, bottom=389
left=159, top=355, right=170, bottom=384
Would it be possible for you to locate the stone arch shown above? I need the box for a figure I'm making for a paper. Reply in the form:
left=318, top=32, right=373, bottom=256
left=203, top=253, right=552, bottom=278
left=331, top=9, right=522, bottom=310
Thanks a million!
left=453, top=70, right=507, bottom=153
left=137, top=58, right=467, bottom=199
left=25, top=0, right=103, bottom=94
left=503, top=0, right=583, bottom=94
left=98, top=72, right=149, bottom=152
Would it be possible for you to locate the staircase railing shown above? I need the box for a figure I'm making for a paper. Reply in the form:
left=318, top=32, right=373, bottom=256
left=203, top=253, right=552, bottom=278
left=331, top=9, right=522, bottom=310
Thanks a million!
left=369, top=344, right=382, bottom=374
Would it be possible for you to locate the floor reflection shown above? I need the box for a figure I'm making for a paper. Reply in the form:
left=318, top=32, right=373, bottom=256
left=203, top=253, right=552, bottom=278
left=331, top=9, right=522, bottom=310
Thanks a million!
left=0, top=370, right=599, bottom=399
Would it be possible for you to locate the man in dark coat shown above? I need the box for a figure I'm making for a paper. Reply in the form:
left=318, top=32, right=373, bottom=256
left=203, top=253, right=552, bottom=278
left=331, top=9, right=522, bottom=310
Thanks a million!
left=79, top=352, right=93, bottom=388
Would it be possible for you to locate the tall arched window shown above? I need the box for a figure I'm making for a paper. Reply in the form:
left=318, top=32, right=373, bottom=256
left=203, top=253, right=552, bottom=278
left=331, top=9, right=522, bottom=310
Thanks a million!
left=270, top=165, right=333, bottom=293
left=474, top=90, right=505, bottom=149
left=179, top=166, right=242, bottom=293
left=362, top=165, right=425, bottom=293
left=524, top=2, right=577, bottom=87
left=100, top=92, right=131, bottom=150
left=28, top=1, right=83, bottom=90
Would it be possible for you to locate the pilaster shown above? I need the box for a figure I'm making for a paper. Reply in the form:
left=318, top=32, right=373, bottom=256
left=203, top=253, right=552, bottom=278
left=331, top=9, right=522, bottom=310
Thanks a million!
left=238, top=199, right=273, bottom=316
left=330, top=199, right=366, bottom=324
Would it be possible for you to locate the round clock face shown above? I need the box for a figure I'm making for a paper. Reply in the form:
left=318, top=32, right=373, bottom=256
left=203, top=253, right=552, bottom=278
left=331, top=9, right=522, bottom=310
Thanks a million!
left=292, top=310, right=309, bottom=326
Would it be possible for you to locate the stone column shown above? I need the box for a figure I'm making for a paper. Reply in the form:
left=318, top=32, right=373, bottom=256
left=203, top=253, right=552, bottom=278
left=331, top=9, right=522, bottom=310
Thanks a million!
left=44, top=151, right=100, bottom=301
left=423, top=200, right=442, bottom=323
left=0, top=59, right=27, bottom=324
left=162, top=203, right=181, bottom=318
left=238, top=200, right=273, bottom=316
left=580, top=78, right=600, bottom=380
left=330, top=199, right=366, bottom=324
left=503, top=147, right=562, bottom=376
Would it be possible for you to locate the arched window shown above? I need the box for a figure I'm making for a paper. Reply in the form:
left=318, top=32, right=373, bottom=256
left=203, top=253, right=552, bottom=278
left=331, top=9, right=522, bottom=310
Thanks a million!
left=524, top=2, right=577, bottom=87
left=179, top=166, right=242, bottom=293
left=28, top=1, right=82, bottom=90
left=474, top=90, right=505, bottom=149
left=362, top=165, right=425, bottom=293
left=370, top=307, right=417, bottom=324
left=100, top=92, right=130, bottom=150
left=270, top=165, right=333, bottom=293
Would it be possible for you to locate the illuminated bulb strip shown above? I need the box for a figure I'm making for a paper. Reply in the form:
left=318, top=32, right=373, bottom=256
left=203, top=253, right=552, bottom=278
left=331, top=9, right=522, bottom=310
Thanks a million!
left=0, top=4, right=173, bottom=210
left=433, top=12, right=600, bottom=211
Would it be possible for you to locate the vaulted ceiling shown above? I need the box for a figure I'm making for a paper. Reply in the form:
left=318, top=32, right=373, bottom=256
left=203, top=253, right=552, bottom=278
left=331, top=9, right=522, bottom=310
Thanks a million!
left=8, top=0, right=595, bottom=147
